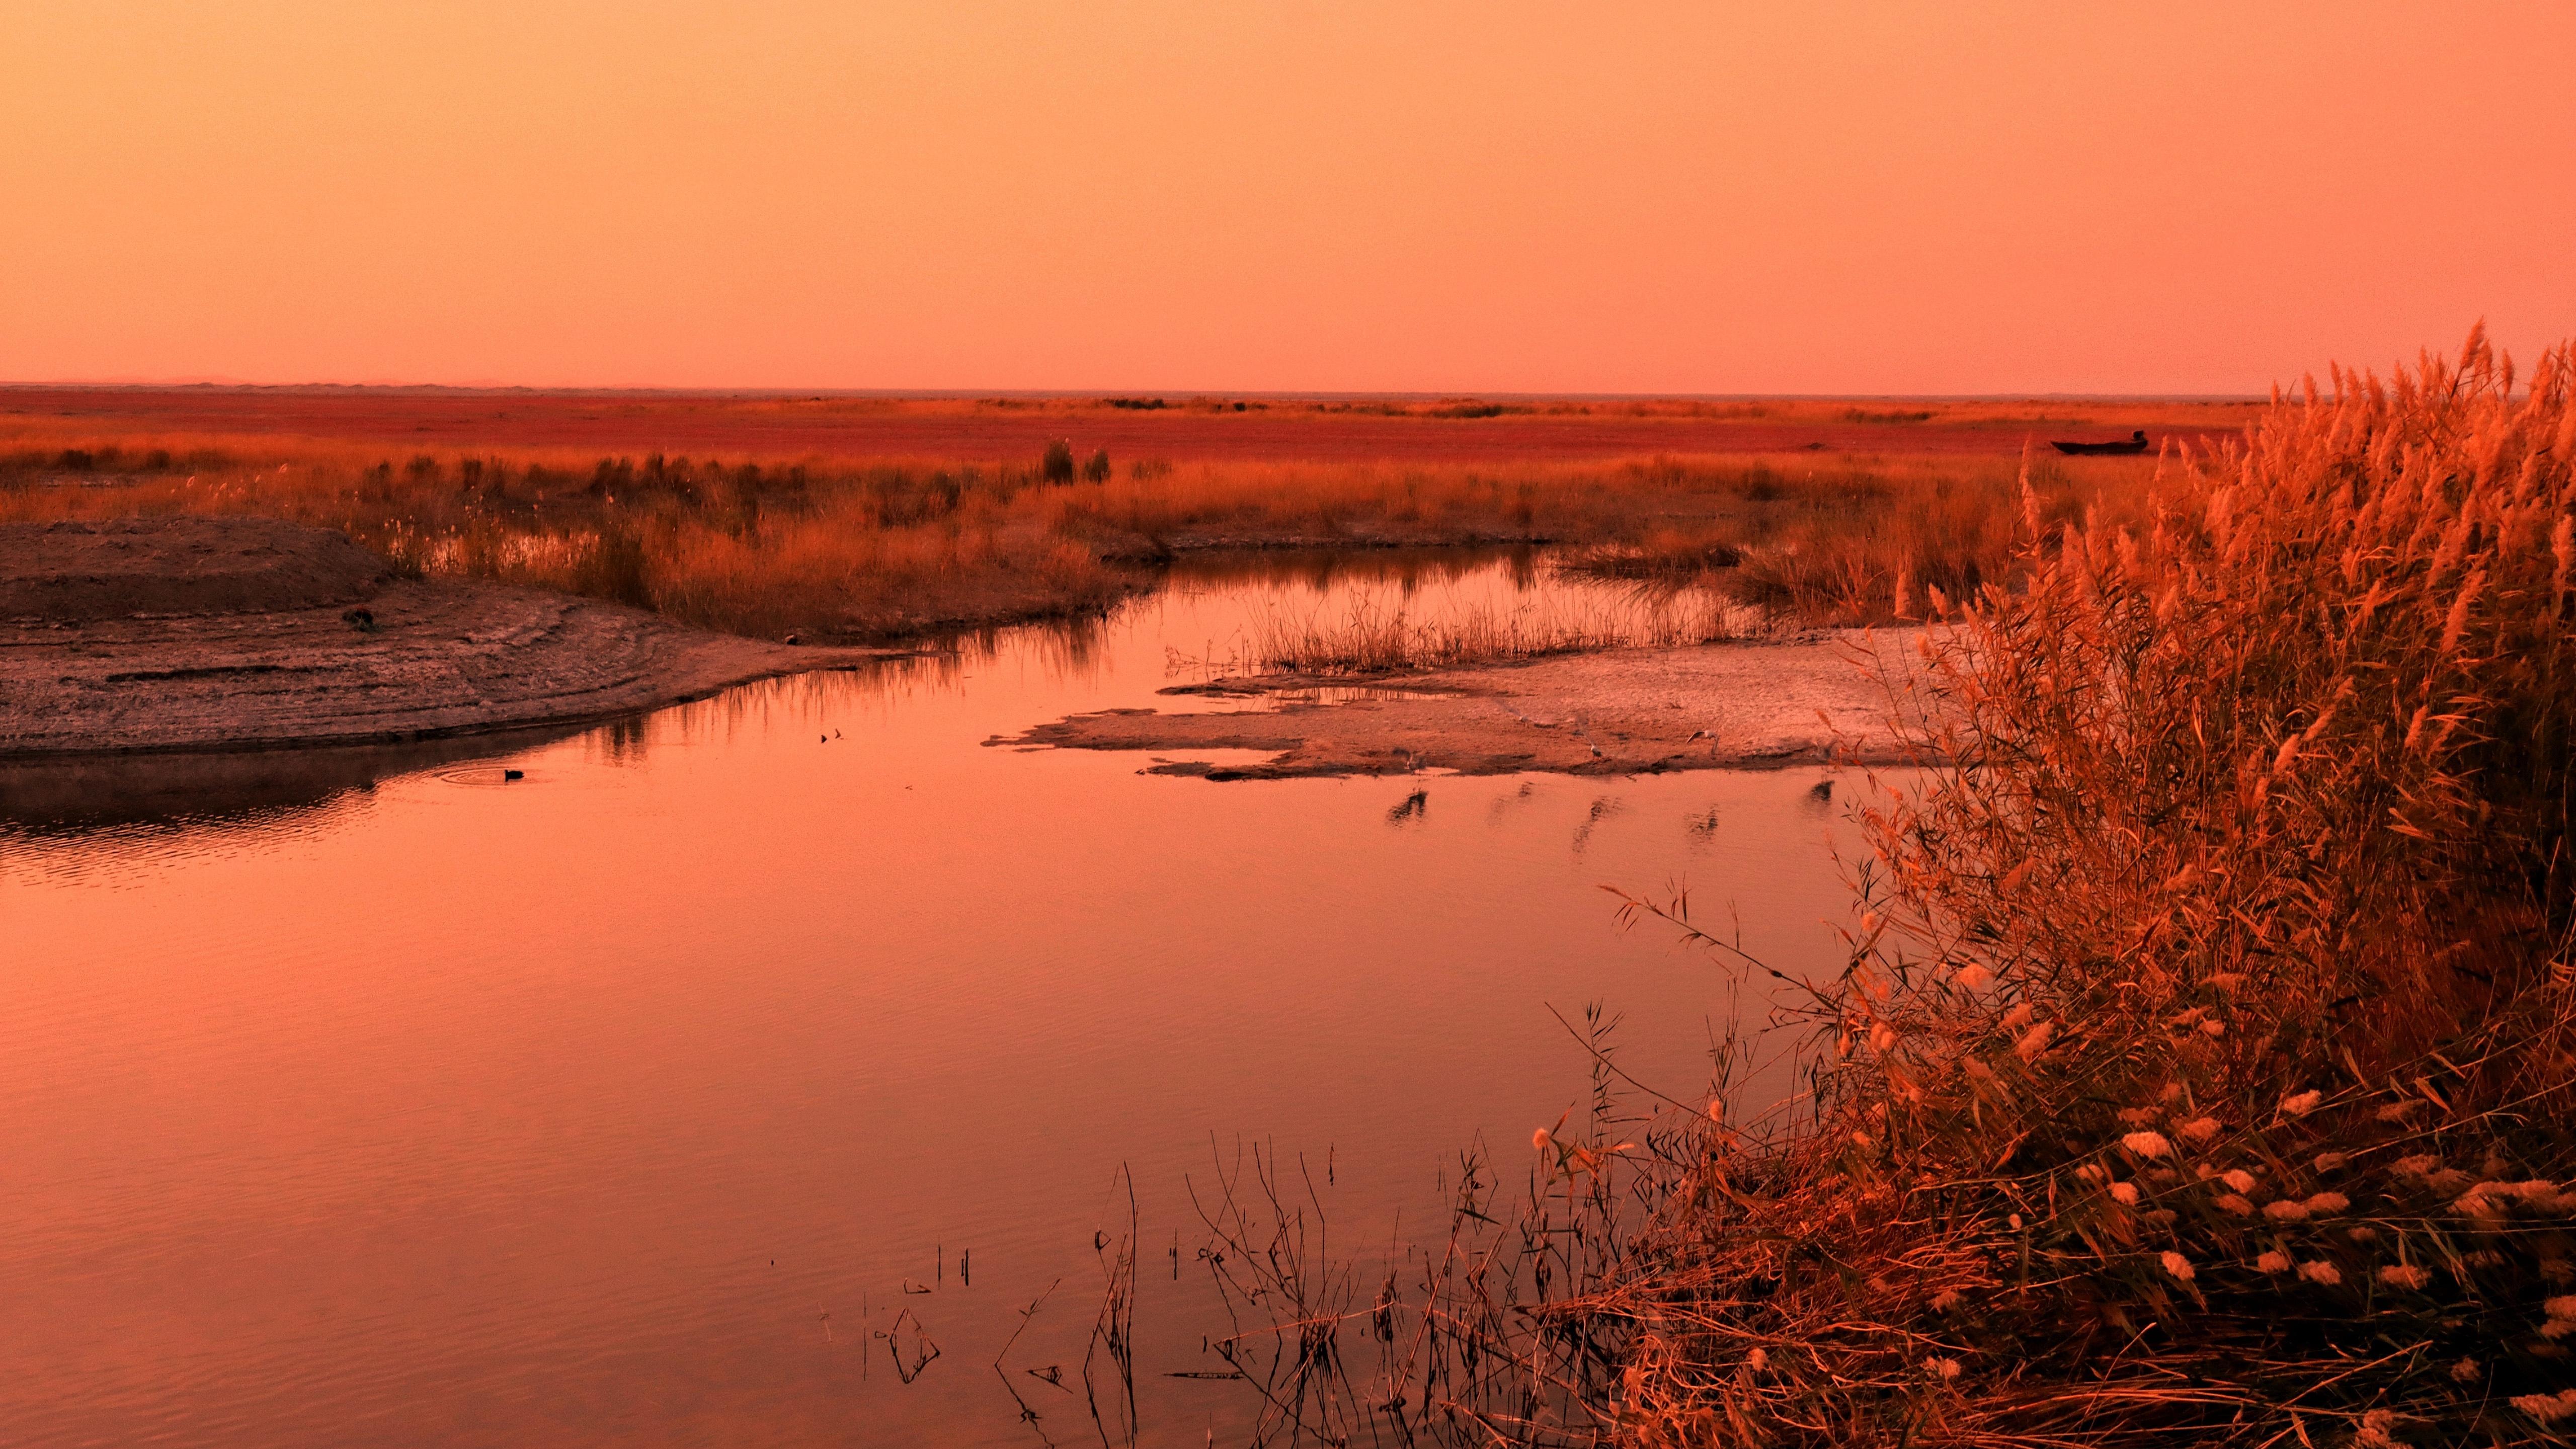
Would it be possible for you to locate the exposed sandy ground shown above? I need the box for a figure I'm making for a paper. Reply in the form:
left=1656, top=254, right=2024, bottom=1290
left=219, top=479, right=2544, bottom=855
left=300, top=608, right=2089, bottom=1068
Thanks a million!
left=989, top=631, right=1940, bottom=779
left=0, top=517, right=892, bottom=756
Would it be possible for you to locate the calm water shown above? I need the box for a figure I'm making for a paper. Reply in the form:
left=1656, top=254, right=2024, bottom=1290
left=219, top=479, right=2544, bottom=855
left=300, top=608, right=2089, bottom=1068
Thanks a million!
left=0, top=551, right=1859, bottom=1447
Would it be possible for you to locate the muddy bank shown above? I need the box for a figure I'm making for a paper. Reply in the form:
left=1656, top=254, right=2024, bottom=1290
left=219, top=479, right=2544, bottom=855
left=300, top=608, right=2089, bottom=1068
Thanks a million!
left=1, top=517, right=897, bottom=756
left=989, top=630, right=1940, bottom=779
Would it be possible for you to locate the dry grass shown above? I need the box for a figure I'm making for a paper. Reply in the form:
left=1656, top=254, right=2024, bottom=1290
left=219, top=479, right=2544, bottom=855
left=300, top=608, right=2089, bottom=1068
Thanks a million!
left=0, top=443, right=1134, bottom=641
left=1552, top=454, right=2140, bottom=625
left=1211, top=586, right=1769, bottom=675
left=0, top=428, right=2161, bottom=641
left=1609, top=331, right=2576, bottom=1445
left=1181, top=331, right=2576, bottom=1445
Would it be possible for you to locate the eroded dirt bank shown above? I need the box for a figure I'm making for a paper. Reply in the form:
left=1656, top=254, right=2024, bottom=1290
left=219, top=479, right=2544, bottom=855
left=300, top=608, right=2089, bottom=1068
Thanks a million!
left=989, top=630, right=1940, bottom=779
left=1, top=517, right=895, bottom=756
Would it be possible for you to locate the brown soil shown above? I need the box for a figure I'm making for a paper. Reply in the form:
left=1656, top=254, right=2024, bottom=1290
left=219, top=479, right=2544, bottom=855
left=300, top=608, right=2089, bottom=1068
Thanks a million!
left=2, top=516, right=391, bottom=620
left=0, top=517, right=892, bottom=756
left=988, top=631, right=1938, bottom=779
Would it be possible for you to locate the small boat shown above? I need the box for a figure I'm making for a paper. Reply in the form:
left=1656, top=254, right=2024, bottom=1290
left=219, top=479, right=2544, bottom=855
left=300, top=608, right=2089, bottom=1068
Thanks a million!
left=2051, top=430, right=2150, bottom=456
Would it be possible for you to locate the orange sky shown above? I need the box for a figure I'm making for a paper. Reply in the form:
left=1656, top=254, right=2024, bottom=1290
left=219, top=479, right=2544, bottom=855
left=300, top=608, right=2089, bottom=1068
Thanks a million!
left=5, top=3, right=2571, bottom=394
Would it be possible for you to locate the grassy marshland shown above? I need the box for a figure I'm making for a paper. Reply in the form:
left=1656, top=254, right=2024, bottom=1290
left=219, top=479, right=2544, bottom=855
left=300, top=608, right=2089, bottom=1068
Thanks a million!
left=0, top=431, right=2149, bottom=643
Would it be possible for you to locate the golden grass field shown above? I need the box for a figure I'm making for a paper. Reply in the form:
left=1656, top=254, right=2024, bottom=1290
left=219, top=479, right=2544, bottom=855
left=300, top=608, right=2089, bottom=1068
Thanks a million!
left=0, top=391, right=2233, bottom=641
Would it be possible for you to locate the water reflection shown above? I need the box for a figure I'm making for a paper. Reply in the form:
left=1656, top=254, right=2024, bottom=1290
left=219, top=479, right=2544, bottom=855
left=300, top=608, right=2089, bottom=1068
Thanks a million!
left=0, top=727, right=589, bottom=840
left=0, top=547, right=1860, bottom=1449
left=1, top=546, right=1686, bottom=846
left=1159, top=543, right=1545, bottom=596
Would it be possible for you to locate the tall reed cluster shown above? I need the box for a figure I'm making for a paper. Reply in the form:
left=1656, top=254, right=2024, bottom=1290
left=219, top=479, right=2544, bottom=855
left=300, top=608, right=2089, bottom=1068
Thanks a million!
left=1598, top=331, right=2576, bottom=1444
left=1176, top=334, right=2574, bottom=1447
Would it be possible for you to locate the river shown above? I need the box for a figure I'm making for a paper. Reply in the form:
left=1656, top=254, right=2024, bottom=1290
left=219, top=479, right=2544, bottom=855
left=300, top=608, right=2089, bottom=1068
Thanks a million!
left=0, top=549, right=1860, bottom=1447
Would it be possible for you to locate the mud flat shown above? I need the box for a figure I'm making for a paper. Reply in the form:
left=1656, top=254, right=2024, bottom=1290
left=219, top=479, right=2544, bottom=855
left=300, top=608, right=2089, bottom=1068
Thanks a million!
left=990, top=630, right=1940, bottom=779
left=0, top=517, right=893, bottom=756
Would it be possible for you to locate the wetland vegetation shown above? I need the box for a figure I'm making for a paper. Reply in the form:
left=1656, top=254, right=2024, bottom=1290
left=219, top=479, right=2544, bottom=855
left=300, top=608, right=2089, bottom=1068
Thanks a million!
left=0, top=396, right=2196, bottom=646
left=10, top=342, right=2569, bottom=1445
left=1175, top=333, right=2576, bottom=1446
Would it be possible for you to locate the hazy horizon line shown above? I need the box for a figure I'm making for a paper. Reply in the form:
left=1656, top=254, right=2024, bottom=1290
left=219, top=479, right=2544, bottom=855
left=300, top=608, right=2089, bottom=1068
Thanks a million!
left=0, top=379, right=2273, bottom=404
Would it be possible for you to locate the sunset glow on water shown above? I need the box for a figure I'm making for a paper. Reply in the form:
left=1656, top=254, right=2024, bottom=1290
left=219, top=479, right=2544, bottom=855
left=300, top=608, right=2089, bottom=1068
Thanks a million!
left=8, top=5, right=2571, bottom=1442
left=1, top=557, right=1857, bottom=1445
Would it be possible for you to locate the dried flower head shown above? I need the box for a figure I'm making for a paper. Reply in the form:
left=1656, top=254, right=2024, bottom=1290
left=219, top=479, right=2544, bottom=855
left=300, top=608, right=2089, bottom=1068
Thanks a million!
left=2199, top=1017, right=2226, bottom=1037
left=2109, top=1181, right=2140, bottom=1206
left=2451, top=1357, right=2481, bottom=1383
left=2255, top=1250, right=2292, bottom=1272
left=2121, top=1131, right=2173, bottom=1160
left=2221, top=1168, right=2257, bottom=1193
left=2312, top=1152, right=2348, bottom=1172
left=2264, top=1199, right=2310, bottom=1222
left=2296, top=1258, right=2342, bottom=1285
left=2456, top=1191, right=2509, bottom=1223
left=1533, top=1127, right=1553, bottom=1153
left=2378, top=1263, right=2432, bottom=1290
left=2304, top=1191, right=2350, bottom=1216
left=1930, top=1289, right=1962, bottom=1312
left=2280, top=1089, right=2323, bottom=1116
left=2000, top=1002, right=2035, bottom=1032
left=2159, top=1250, right=2195, bottom=1282
left=2513, top=1388, right=2576, bottom=1424
left=2215, top=1194, right=2255, bottom=1215
left=2178, top=1116, right=2221, bottom=1144
left=1953, top=963, right=1994, bottom=991
left=1927, top=1357, right=1961, bottom=1381
left=2015, top=1021, right=2056, bottom=1062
